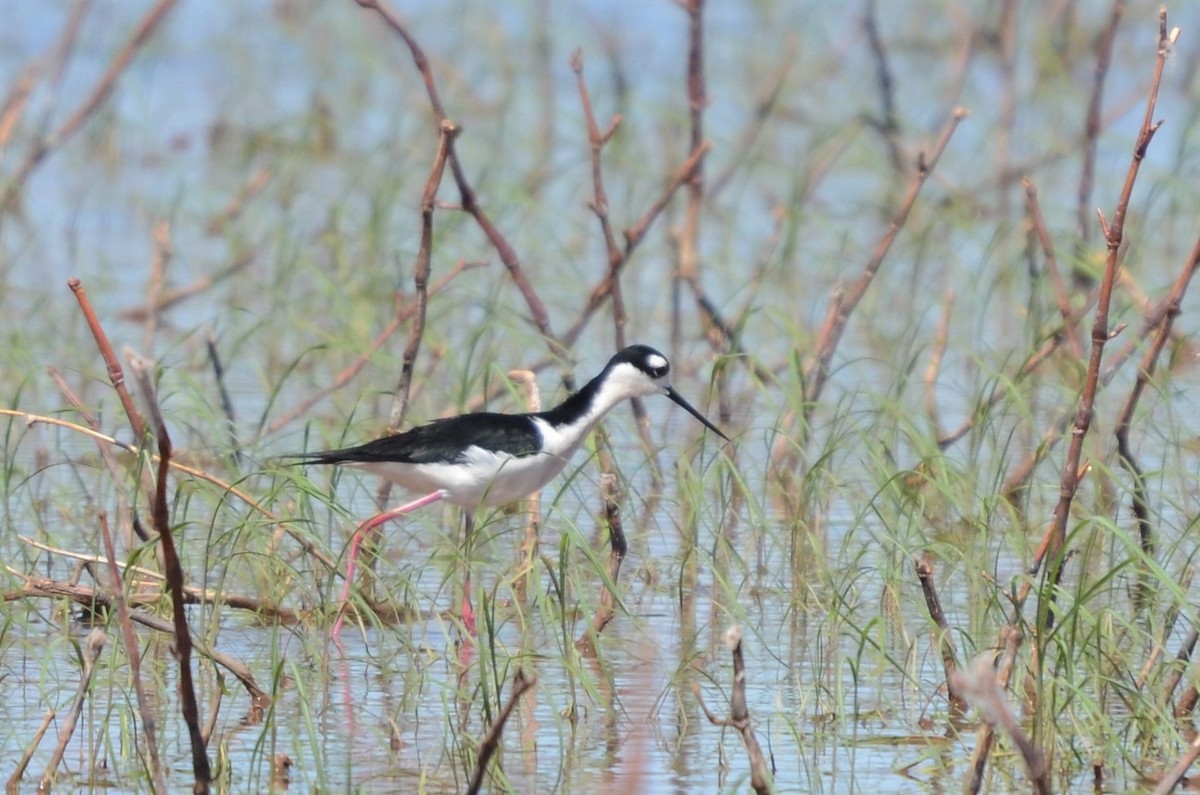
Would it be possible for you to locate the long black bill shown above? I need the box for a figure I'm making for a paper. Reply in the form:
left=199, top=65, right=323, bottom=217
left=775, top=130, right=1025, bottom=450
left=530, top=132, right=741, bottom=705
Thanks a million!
left=666, top=386, right=730, bottom=441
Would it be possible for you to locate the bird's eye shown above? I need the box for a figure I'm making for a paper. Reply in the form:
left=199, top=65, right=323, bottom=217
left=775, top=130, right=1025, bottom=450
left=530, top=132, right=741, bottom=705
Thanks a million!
left=649, top=365, right=668, bottom=379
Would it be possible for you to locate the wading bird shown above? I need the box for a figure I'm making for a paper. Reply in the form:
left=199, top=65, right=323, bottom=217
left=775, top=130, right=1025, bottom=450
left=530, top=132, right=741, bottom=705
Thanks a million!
left=294, top=344, right=728, bottom=641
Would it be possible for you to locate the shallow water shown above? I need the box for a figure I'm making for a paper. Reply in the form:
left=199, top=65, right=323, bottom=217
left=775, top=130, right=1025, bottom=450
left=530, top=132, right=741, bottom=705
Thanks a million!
left=5, top=1, right=1200, bottom=792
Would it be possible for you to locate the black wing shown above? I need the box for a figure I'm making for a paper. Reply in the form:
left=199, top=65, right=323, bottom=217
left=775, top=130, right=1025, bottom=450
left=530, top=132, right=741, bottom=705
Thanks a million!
left=292, top=412, right=543, bottom=466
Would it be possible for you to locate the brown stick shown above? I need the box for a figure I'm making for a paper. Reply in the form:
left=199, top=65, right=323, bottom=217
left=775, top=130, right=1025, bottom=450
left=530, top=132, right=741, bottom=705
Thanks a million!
left=923, top=291, right=954, bottom=440
left=129, top=356, right=211, bottom=791
left=68, top=278, right=147, bottom=443
left=863, top=0, right=904, bottom=175
left=204, top=328, right=241, bottom=463
left=142, top=220, right=172, bottom=351
left=1152, top=732, right=1200, bottom=795
left=371, top=119, right=460, bottom=527
left=577, top=473, right=626, bottom=653
left=5, top=707, right=54, bottom=793
left=385, top=119, right=458, bottom=435
left=693, top=626, right=773, bottom=794
left=5, top=572, right=269, bottom=709
left=801, top=108, right=968, bottom=440
left=570, top=49, right=657, bottom=459
left=465, top=670, right=536, bottom=795
left=560, top=140, right=710, bottom=350
left=1040, top=12, right=1172, bottom=604
left=506, top=370, right=542, bottom=602
left=954, top=646, right=1049, bottom=795
left=206, top=168, right=272, bottom=235
left=1161, top=626, right=1200, bottom=709
left=48, top=365, right=145, bottom=546
left=118, top=252, right=254, bottom=322
left=355, top=0, right=563, bottom=360
left=97, top=511, right=168, bottom=791
left=964, top=626, right=1023, bottom=795
left=262, top=259, right=480, bottom=437
left=1116, top=235, right=1200, bottom=564
left=38, top=628, right=106, bottom=791
left=915, top=553, right=968, bottom=716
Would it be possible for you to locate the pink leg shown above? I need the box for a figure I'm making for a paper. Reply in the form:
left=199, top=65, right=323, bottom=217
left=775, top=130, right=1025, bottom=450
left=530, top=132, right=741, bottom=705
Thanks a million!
left=461, top=571, right=476, bottom=636
left=332, top=489, right=447, bottom=643
left=460, top=514, right=476, bottom=637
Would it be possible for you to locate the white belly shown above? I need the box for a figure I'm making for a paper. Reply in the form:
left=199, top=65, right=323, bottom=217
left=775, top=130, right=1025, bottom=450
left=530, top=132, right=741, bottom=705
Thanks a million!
left=353, top=447, right=573, bottom=511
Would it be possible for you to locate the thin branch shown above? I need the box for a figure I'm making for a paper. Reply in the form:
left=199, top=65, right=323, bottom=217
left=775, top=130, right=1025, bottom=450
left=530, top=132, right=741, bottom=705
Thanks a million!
left=964, top=627, right=1024, bottom=795
left=915, top=553, right=968, bottom=716
left=373, top=119, right=459, bottom=521
left=69, top=278, right=147, bottom=443
left=129, top=355, right=211, bottom=791
left=2, top=0, right=180, bottom=210
left=465, top=670, right=536, bottom=795
left=355, top=0, right=564, bottom=360
left=6, top=570, right=268, bottom=707
left=96, top=511, right=167, bottom=791
left=38, top=629, right=106, bottom=791
left=803, top=108, right=968, bottom=430
left=693, top=626, right=773, bottom=794
left=1041, top=11, right=1172, bottom=597
left=118, top=252, right=254, bottom=323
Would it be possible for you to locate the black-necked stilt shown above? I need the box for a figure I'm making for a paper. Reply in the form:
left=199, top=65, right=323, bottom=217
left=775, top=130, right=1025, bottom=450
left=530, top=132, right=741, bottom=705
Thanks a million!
left=294, top=344, right=728, bottom=640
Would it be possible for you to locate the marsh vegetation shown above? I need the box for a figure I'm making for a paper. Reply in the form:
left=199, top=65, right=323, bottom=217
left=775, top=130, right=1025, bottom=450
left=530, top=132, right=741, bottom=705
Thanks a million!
left=3, top=1, right=1200, bottom=792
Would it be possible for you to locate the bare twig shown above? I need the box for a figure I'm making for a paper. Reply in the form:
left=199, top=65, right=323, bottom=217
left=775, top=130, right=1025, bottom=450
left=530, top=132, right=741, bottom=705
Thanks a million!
left=5, top=707, right=54, bottom=793
left=5, top=571, right=269, bottom=708
left=560, top=140, right=710, bottom=350
left=954, top=646, right=1049, bottom=795
left=805, top=109, right=968, bottom=413
left=965, top=626, right=1023, bottom=795
left=3, top=0, right=180, bottom=210
left=38, top=629, right=106, bottom=791
left=385, top=119, right=458, bottom=435
left=693, top=626, right=773, bottom=794
left=47, top=365, right=145, bottom=547
left=1116, top=235, right=1200, bottom=565
left=206, top=168, right=271, bottom=235
left=129, top=355, right=211, bottom=791
left=371, top=119, right=459, bottom=529
left=142, top=220, right=172, bottom=351
left=923, top=291, right=953, bottom=440
left=118, top=252, right=254, bottom=323
left=355, top=0, right=564, bottom=361
left=863, top=0, right=904, bottom=175
left=1152, top=732, right=1200, bottom=795
left=1024, top=177, right=1082, bottom=356
left=466, top=670, right=536, bottom=795
left=69, top=278, right=147, bottom=443
left=577, top=473, right=626, bottom=652
left=205, top=327, right=242, bottom=464
left=1040, top=12, right=1173, bottom=605
left=97, top=511, right=168, bottom=791
left=995, top=0, right=1018, bottom=215
left=915, top=553, right=968, bottom=716
left=507, top=370, right=542, bottom=602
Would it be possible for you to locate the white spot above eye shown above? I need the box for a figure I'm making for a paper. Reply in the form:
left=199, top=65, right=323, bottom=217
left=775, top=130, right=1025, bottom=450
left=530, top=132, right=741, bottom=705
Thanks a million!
left=646, top=354, right=667, bottom=371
